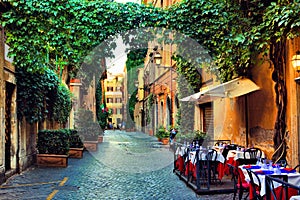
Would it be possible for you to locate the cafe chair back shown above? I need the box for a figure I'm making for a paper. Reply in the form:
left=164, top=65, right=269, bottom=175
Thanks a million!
left=227, top=163, right=250, bottom=200
left=244, top=147, right=262, bottom=159
left=293, top=164, right=300, bottom=173
left=246, top=169, right=264, bottom=200
left=241, top=147, right=262, bottom=165
left=205, top=149, right=219, bottom=184
left=265, top=175, right=288, bottom=200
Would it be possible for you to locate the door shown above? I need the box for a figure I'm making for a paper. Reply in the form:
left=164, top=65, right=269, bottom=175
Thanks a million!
left=5, top=83, right=14, bottom=171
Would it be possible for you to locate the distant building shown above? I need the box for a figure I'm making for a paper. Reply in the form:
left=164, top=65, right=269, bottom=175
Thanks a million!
left=104, top=71, right=124, bottom=128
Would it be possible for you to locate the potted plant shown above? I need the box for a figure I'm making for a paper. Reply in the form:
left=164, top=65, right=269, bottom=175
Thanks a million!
left=192, top=130, right=208, bottom=146
left=97, top=129, right=104, bottom=143
left=155, top=125, right=164, bottom=141
left=36, top=129, right=70, bottom=167
left=156, top=125, right=169, bottom=145
left=78, top=122, right=99, bottom=152
left=161, top=130, right=170, bottom=145
left=68, top=129, right=84, bottom=158
left=75, top=109, right=100, bottom=152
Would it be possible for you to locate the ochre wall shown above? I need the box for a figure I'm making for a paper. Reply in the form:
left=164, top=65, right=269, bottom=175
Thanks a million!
left=248, top=57, right=276, bottom=160
left=213, top=39, right=300, bottom=166
left=213, top=57, right=277, bottom=160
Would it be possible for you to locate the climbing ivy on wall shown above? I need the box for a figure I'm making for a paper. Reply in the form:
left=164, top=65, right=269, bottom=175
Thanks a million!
left=16, top=68, right=71, bottom=124
left=125, top=49, right=147, bottom=123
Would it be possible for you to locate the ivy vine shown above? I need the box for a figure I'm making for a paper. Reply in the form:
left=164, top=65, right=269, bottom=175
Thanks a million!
left=16, top=67, right=71, bottom=124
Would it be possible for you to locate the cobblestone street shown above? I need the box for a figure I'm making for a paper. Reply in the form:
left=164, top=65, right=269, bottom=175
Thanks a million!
left=0, top=130, right=235, bottom=200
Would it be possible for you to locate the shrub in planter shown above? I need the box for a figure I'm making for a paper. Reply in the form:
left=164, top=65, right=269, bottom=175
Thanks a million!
left=192, top=130, right=209, bottom=146
left=69, top=129, right=84, bottom=148
left=68, top=129, right=84, bottom=158
left=78, top=122, right=99, bottom=141
left=75, top=109, right=100, bottom=141
left=37, top=129, right=70, bottom=155
left=37, top=129, right=70, bottom=167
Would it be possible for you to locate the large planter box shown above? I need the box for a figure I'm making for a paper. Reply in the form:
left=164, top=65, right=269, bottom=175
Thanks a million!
left=69, top=148, right=84, bottom=158
left=84, top=141, right=98, bottom=152
left=98, top=136, right=103, bottom=143
left=37, top=154, right=68, bottom=167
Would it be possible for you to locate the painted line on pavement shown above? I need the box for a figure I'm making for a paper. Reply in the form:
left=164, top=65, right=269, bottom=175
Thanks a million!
left=59, top=177, right=68, bottom=186
left=47, top=177, right=68, bottom=200
left=46, top=190, right=58, bottom=200
left=0, top=181, right=60, bottom=189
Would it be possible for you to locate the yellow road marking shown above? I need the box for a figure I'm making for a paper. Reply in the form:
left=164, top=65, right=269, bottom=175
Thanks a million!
left=59, top=177, right=68, bottom=186
left=47, top=177, right=68, bottom=200
left=46, top=190, right=58, bottom=200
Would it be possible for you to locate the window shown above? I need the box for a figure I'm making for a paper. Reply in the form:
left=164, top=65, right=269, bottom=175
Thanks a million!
left=116, top=108, right=122, bottom=114
left=116, top=86, right=122, bottom=91
left=115, top=98, right=122, bottom=103
left=107, top=86, right=113, bottom=91
left=107, top=98, right=113, bottom=103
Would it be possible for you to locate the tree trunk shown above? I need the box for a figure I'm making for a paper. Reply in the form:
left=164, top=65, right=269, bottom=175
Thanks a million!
left=270, top=39, right=288, bottom=163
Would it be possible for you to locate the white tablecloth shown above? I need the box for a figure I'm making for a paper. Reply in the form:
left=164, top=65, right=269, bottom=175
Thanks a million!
left=239, top=165, right=300, bottom=196
left=188, top=150, right=225, bottom=164
left=175, top=147, right=225, bottom=164
left=290, top=195, right=300, bottom=200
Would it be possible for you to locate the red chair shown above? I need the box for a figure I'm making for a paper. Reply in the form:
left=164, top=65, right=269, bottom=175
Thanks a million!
left=227, top=163, right=250, bottom=200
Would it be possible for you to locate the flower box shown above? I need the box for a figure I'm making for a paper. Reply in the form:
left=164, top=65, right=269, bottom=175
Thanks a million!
left=98, top=135, right=103, bottom=143
left=37, top=154, right=68, bottom=168
left=69, top=147, right=84, bottom=158
left=84, top=141, right=98, bottom=152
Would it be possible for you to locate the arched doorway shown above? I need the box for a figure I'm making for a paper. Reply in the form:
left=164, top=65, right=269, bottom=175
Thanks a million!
left=167, top=96, right=171, bottom=127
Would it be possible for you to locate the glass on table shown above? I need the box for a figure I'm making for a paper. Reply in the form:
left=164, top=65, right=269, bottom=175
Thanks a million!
left=274, top=164, right=281, bottom=174
left=268, top=160, right=273, bottom=170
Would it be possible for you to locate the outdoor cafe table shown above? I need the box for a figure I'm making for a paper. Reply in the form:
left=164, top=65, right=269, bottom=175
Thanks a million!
left=175, top=146, right=226, bottom=180
left=239, top=164, right=300, bottom=199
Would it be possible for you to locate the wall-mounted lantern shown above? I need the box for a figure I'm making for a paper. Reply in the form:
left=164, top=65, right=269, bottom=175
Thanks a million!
left=292, top=50, right=300, bottom=72
left=153, top=52, right=162, bottom=66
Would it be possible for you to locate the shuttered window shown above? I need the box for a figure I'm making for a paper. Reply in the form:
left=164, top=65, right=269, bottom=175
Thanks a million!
left=203, top=104, right=213, bottom=135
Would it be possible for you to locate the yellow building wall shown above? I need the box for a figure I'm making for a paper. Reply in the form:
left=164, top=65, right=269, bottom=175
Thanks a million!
left=212, top=56, right=277, bottom=160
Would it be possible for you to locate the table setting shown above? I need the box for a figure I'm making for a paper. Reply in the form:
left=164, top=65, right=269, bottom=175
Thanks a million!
left=239, top=162, right=300, bottom=198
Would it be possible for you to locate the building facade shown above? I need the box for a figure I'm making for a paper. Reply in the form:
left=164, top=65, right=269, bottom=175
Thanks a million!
left=104, top=72, right=124, bottom=128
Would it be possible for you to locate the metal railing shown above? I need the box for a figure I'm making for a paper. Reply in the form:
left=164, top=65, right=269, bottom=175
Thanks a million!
left=265, top=175, right=300, bottom=200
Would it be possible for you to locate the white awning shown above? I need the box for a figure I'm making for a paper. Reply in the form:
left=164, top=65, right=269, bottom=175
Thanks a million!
left=180, top=77, right=260, bottom=104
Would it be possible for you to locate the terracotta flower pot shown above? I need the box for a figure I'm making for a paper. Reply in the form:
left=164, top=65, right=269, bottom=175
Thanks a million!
left=161, top=138, right=169, bottom=145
